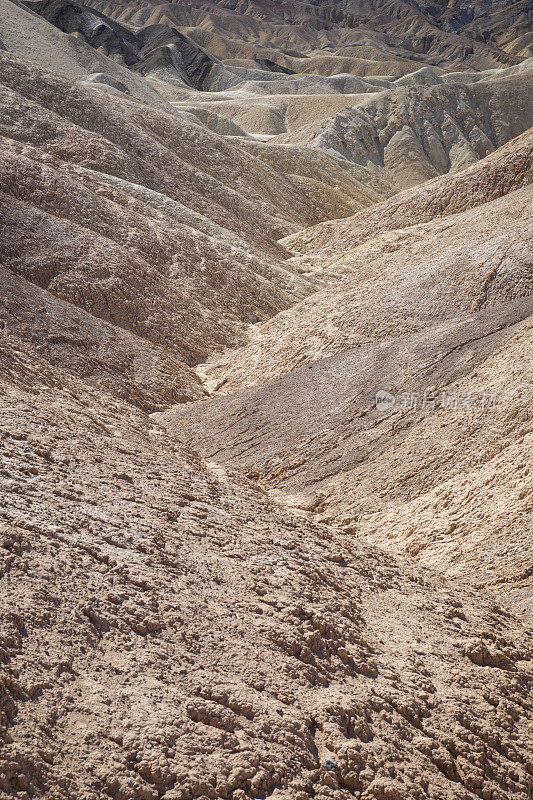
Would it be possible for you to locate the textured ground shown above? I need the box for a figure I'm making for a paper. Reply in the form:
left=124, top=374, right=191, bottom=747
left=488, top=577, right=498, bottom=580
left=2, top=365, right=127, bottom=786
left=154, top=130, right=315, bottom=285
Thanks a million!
left=160, top=134, right=533, bottom=620
left=194, top=130, right=533, bottom=390
left=1, top=332, right=533, bottom=800
left=1, top=1, right=532, bottom=798
left=276, top=63, right=533, bottom=188
left=0, top=48, right=384, bottom=382
left=15, top=0, right=533, bottom=191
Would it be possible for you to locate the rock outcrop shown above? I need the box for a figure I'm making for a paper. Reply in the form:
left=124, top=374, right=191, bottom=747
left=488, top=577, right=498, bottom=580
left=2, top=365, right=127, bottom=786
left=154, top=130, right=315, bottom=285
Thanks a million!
left=279, top=68, right=533, bottom=187
left=83, top=0, right=523, bottom=73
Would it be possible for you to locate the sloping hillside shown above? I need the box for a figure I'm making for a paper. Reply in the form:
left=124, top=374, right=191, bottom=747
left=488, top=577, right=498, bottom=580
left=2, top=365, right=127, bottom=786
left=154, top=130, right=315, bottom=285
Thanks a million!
left=1, top=2, right=532, bottom=798
left=159, top=135, right=533, bottom=617
left=1, top=331, right=533, bottom=800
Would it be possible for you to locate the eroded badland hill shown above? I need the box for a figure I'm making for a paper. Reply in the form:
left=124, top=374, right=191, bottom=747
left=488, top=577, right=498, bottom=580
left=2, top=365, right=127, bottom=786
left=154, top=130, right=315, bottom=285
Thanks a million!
left=0, top=0, right=532, bottom=798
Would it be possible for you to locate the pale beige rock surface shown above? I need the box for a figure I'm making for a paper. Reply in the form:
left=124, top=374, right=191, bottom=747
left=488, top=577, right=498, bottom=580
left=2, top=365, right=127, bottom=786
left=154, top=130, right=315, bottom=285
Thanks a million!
left=1, top=2, right=532, bottom=798
left=276, top=69, right=533, bottom=188
left=283, top=126, right=533, bottom=260
left=0, top=266, right=205, bottom=410
left=197, top=135, right=533, bottom=392
left=160, top=137, right=533, bottom=619
left=1, top=332, right=533, bottom=800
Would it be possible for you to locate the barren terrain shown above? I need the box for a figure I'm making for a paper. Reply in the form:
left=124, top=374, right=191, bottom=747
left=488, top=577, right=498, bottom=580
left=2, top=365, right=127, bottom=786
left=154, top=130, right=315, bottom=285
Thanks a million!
left=0, top=0, right=532, bottom=798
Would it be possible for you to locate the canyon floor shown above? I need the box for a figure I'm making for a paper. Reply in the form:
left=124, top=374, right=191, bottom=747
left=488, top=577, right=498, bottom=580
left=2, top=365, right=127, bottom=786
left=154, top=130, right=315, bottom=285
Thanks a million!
left=0, top=0, right=532, bottom=798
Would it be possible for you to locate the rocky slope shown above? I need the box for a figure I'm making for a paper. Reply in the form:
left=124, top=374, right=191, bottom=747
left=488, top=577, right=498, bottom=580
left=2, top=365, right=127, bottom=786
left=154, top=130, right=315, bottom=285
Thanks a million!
left=193, top=129, right=533, bottom=390
left=159, top=134, right=533, bottom=618
left=83, top=0, right=522, bottom=73
left=18, top=0, right=533, bottom=194
left=0, top=44, right=392, bottom=395
left=1, top=1, right=532, bottom=798
left=412, top=0, right=532, bottom=57
left=1, top=330, right=533, bottom=800
left=277, top=64, right=533, bottom=188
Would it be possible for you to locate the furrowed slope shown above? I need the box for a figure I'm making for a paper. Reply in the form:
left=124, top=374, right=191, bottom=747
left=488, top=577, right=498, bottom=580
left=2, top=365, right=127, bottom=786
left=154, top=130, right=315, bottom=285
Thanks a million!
left=415, top=0, right=533, bottom=58
left=1, top=329, right=533, bottom=800
left=0, top=48, right=336, bottom=400
left=84, top=0, right=522, bottom=72
left=0, top=266, right=205, bottom=410
left=284, top=126, right=533, bottom=260
left=0, top=0, right=168, bottom=104
left=1, top=4, right=532, bottom=799
left=196, top=130, right=533, bottom=391
left=158, top=134, right=533, bottom=617
left=278, top=68, right=533, bottom=189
